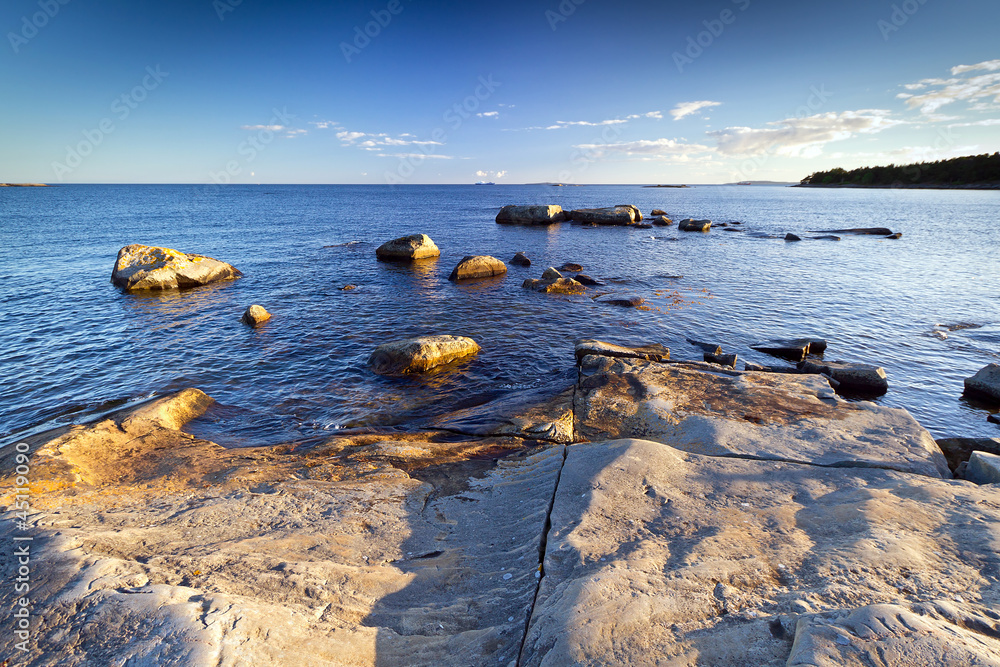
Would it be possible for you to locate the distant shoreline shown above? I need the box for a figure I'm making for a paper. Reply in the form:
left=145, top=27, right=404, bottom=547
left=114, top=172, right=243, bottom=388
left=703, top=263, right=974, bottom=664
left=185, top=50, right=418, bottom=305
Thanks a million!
left=0, top=183, right=49, bottom=187
left=795, top=183, right=1000, bottom=190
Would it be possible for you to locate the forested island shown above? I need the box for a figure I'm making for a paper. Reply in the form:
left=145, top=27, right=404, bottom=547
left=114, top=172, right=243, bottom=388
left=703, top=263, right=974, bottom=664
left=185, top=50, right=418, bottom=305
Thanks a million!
left=800, top=152, right=1000, bottom=189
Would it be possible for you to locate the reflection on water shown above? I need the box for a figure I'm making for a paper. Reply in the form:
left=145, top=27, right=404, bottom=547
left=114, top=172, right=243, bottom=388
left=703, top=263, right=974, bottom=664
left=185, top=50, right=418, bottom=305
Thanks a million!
left=2, top=184, right=999, bottom=448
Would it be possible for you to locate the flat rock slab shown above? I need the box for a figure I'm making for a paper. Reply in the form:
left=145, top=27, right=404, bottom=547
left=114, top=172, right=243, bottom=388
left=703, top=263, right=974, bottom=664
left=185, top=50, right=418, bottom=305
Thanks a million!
left=428, top=384, right=575, bottom=443
left=575, top=339, right=669, bottom=363
left=519, top=438, right=1000, bottom=666
left=575, top=356, right=949, bottom=477
left=111, top=244, right=242, bottom=291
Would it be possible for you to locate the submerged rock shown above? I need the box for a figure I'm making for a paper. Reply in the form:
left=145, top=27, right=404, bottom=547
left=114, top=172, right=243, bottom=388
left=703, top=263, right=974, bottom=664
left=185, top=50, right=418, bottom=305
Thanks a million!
left=598, top=296, right=644, bottom=308
left=368, top=335, right=480, bottom=374
left=573, top=274, right=604, bottom=286
left=241, top=304, right=271, bottom=327
left=496, top=204, right=566, bottom=225
left=558, top=262, right=583, bottom=272
left=679, top=219, right=711, bottom=232
left=111, top=244, right=242, bottom=291
left=574, top=339, right=669, bottom=363
left=810, top=227, right=894, bottom=235
left=687, top=338, right=722, bottom=355
left=799, top=359, right=889, bottom=395
left=510, top=251, right=532, bottom=267
left=964, top=363, right=1000, bottom=402
left=569, top=206, right=637, bottom=225
left=810, top=235, right=841, bottom=241
left=448, top=255, right=507, bottom=281
left=429, top=385, right=574, bottom=443
left=885, top=232, right=903, bottom=239
left=522, top=267, right=585, bottom=294
left=375, top=233, right=441, bottom=261
left=785, top=233, right=802, bottom=242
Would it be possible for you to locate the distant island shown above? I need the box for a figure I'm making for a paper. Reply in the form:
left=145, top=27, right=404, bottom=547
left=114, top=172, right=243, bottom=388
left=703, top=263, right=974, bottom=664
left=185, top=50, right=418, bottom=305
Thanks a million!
left=0, top=183, right=49, bottom=187
left=642, top=184, right=689, bottom=188
left=799, top=152, right=1000, bottom=189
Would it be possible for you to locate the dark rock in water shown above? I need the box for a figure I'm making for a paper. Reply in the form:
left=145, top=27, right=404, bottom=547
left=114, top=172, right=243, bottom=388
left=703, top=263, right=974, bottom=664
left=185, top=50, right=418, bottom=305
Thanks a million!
left=651, top=216, right=673, bottom=226
left=785, top=233, right=802, bottom=242
left=809, top=227, right=893, bottom=235
left=599, top=296, right=644, bottom=308
left=449, top=255, right=507, bottom=281
left=574, top=274, right=605, bottom=286
left=988, top=414, right=1000, bottom=425
left=375, top=234, right=441, bottom=261
left=575, top=339, right=669, bottom=363
left=496, top=205, right=566, bottom=225
left=614, top=204, right=643, bottom=222
left=651, top=209, right=667, bottom=216
left=965, top=364, right=1000, bottom=402
left=935, top=437, right=1000, bottom=475
left=686, top=338, right=722, bottom=355
left=799, top=359, right=888, bottom=395
left=751, top=338, right=826, bottom=362
left=704, top=352, right=738, bottom=368
left=522, top=267, right=585, bottom=294
left=730, top=221, right=743, bottom=225
left=510, top=252, right=531, bottom=267
left=744, top=362, right=800, bottom=373
left=558, top=262, right=583, bottom=272
left=636, top=223, right=653, bottom=229
left=810, top=235, right=841, bottom=241
left=541, top=267, right=563, bottom=281
left=717, top=222, right=729, bottom=227
left=885, top=232, right=903, bottom=239
left=679, top=219, right=711, bottom=232
left=723, top=228, right=742, bottom=232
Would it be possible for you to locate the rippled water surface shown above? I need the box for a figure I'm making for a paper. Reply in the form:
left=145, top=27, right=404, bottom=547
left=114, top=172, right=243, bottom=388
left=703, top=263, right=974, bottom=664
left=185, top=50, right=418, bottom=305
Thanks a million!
left=1, top=184, right=998, bottom=446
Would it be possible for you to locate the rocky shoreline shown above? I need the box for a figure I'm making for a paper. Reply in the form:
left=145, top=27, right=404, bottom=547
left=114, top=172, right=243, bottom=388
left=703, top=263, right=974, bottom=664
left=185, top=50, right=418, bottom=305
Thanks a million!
left=4, top=339, right=1000, bottom=665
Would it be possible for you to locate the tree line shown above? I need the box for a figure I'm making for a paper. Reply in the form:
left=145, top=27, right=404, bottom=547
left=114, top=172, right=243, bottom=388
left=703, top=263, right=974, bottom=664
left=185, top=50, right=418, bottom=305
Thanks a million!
left=801, top=152, right=1000, bottom=186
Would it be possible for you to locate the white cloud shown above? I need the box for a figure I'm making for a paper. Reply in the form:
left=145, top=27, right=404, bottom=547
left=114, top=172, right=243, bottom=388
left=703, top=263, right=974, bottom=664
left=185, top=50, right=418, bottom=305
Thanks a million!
left=285, top=129, right=308, bottom=138
left=241, top=124, right=284, bottom=131
left=310, top=120, right=342, bottom=130
left=901, top=60, right=1000, bottom=115
left=475, top=169, right=507, bottom=178
left=670, top=101, right=721, bottom=121
left=949, top=118, right=1000, bottom=127
left=709, top=110, right=902, bottom=157
left=379, top=153, right=453, bottom=160
left=477, top=111, right=499, bottom=118
left=573, top=137, right=712, bottom=160
left=336, top=131, right=367, bottom=143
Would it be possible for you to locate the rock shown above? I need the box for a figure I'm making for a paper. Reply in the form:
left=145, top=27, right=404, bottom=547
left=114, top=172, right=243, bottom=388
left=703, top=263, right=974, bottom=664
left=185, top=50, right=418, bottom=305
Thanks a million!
left=368, top=335, right=480, bottom=374
left=650, top=209, right=667, bottom=216
left=375, top=234, right=441, bottom=261
left=241, top=305, right=271, bottom=327
left=679, top=218, right=712, bottom=232
left=575, top=356, right=949, bottom=476
left=934, top=437, right=1000, bottom=474
left=885, top=232, right=903, bottom=239
left=687, top=339, right=722, bottom=355
left=785, top=233, right=802, bottom=242
left=448, top=255, right=507, bottom=281
left=340, top=284, right=358, bottom=291
left=558, top=262, right=583, bottom=272
left=750, top=338, right=827, bottom=362
left=110, top=244, right=242, bottom=291
left=495, top=204, right=566, bottom=225
left=705, top=352, right=738, bottom=368
left=569, top=207, right=637, bottom=225
left=522, top=277, right=586, bottom=294
left=966, top=451, right=1000, bottom=484
left=810, top=235, right=841, bottom=241
left=799, top=359, right=889, bottom=395
left=574, top=339, right=669, bottom=363
left=990, top=414, right=1000, bottom=425
left=573, top=274, right=604, bottom=286
left=541, top=267, right=563, bottom=281
left=510, top=252, right=531, bottom=267
left=429, top=384, right=574, bottom=443
left=636, top=223, right=653, bottom=229
left=519, top=438, right=1000, bottom=665
left=651, top=216, right=673, bottom=226
left=743, top=362, right=800, bottom=373
left=614, top=204, right=643, bottom=221
left=598, top=296, right=644, bottom=308
left=965, top=363, right=1000, bottom=402
left=809, top=227, right=894, bottom=235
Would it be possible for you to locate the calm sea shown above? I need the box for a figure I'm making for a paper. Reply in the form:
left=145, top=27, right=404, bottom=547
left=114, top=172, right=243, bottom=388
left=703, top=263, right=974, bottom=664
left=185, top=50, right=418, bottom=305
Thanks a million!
left=1, top=184, right=998, bottom=448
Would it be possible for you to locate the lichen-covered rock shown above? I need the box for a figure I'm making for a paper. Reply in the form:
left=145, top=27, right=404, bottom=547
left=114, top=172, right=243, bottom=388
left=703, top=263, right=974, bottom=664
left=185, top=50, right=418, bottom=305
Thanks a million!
left=448, top=255, right=507, bottom=281
left=375, top=234, right=440, bottom=261
left=965, top=363, right=1000, bottom=402
left=110, top=244, right=242, bottom=291
left=368, top=335, right=480, bottom=374
left=241, top=304, right=271, bottom=327
left=496, top=205, right=566, bottom=225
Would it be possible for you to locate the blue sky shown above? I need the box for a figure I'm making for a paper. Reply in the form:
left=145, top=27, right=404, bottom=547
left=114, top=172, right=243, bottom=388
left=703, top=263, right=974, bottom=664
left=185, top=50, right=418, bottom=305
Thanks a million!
left=1, top=0, right=998, bottom=184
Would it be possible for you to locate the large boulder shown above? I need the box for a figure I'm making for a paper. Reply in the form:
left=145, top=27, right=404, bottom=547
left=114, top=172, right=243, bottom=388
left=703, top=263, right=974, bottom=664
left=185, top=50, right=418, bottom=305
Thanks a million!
left=614, top=204, right=642, bottom=222
left=678, top=218, right=712, bottom=232
left=965, top=363, right=1000, bottom=402
left=495, top=205, right=566, bottom=225
left=575, top=355, right=949, bottom=477
left=569, top=206, right=636, bottom=225
left=368, top=335, right=480, bottom=374
left=110, top=244, right=242, bottom=291
left=448, top=255, right=507, bottom=281
left=375, top=234, right=441, bottom=261
left=799, top=359, right=889, bottom=395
